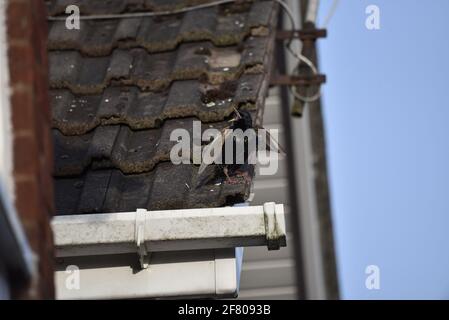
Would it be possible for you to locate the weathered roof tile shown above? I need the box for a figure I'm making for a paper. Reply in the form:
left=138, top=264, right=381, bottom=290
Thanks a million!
left=54, top=163, right=251, bottom=214
left=49, top=36, right=271, bottom=94
left=51, top=74, right=264, bottom=135
left=53, top=110, right=258, bottom=177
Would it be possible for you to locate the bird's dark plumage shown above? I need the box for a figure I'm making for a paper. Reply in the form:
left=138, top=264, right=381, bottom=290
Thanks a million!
left=196, top=109, right=284, bottom=188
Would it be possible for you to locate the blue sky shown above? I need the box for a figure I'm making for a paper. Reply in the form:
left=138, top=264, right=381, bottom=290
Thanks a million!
left=318, top=0, right=449, bottom=299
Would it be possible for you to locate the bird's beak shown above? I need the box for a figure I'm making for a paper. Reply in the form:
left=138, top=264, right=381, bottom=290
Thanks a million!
left=228, top=118, right=237, bottom=123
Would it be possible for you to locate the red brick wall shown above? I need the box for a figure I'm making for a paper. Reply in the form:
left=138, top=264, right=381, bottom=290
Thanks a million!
left=6, top=0, right=54, bottom=299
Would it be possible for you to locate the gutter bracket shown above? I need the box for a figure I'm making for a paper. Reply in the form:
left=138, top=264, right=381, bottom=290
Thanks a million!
left=276, top=28, right=327, bottom=41
left=270, top=74, right=326, bottom=86
left=263, top=202, right=281, bottom=250
left=135, top=208, right=151, bottom=269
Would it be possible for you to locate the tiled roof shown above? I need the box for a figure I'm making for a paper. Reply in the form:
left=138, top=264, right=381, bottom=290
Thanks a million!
left=48, top=0, right=278, bottom=215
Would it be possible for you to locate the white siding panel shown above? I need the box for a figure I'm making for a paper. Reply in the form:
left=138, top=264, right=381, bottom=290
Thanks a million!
left=239, top=258, right=295, bottom=290
left=238, top=286, right=297, bottom=300
left=252, top=178, right=288, bottom=205
left=238, top=89, right=297, bottom=299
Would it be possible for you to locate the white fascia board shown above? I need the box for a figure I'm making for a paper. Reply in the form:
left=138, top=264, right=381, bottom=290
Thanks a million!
left=52, top=203, right=287, bottom=258
left=55, top=248, right=239, bottom=299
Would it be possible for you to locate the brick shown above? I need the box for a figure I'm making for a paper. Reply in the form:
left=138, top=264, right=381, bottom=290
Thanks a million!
left=6, top=1, right=32, bottom=41
left=8, top=0, right=54, bottom=299
left=41, top=217, right=54, bottom=253
left=13, top=134, right=39, bottom=176
left=14, top=178, right=42, bottom=221
left=21, top=220, right=44, bottom=250
left=32, top=108, right=45, bottom=153
left=7, top=43, right=35, bottom=85
left=34, top=73, right=51, bottom=121
left=10, top=88, right=36, bottom=132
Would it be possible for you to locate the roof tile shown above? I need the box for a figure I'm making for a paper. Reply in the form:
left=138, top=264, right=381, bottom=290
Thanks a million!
left=53, top=110, right=259, bottom=176
left=49, top=36, right=271, bottom=94
left=51, top=74, right=263, bottom=135
left=54, top=163, right=251, bottom=214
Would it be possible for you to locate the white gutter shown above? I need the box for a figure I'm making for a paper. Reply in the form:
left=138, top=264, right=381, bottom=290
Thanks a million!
left=52, top=202, right=286, bottom=262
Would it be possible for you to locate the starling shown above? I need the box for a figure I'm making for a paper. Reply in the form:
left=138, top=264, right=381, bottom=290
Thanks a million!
left=196, top=109, right=285, bottom=187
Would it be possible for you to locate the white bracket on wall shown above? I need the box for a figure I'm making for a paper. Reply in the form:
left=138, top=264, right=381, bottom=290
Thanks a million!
left=264, top=202, right=282, bottom=250
left=135, top=208, right=150, bottom=269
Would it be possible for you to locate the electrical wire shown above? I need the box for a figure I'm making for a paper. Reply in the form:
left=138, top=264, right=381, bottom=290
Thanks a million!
left=274, top=0, right=321, bottom=102
left=288, top=0, right=339, bottom=102
left=47, top=0, right=237, bottom=21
